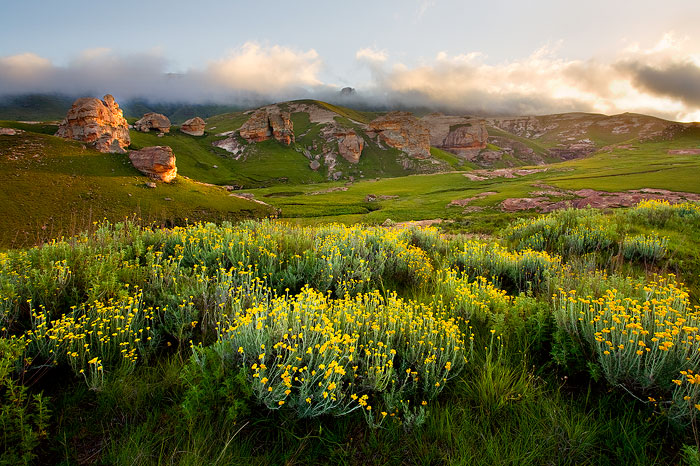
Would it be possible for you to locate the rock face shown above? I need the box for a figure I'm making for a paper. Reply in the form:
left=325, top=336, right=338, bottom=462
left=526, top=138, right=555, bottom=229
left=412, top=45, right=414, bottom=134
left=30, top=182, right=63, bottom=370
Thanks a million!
left=239, top=107, right=294, bottom=145
left=134, top=113, right=171, bottom=133
left=369, top=112, right=431, bottom=158
left=55, top=94, right=130, bottom=153
left=129, top=146, right=177, bottom=182
left=421, top=114, right=488, bottom=156
left=335, top=129, right=364, bottom=163
left=180, top=117, right=206, bottom=136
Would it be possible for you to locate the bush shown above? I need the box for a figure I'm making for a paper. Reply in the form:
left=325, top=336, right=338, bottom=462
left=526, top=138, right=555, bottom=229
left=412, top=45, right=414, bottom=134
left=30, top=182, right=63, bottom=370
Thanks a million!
left=553, top=275, right=700, bottom=392
left=621, top=233, right=668, bottom=263
left=211, top=284, right=468, bottom=426
left=0, top=337, right=50, bottom=465
left=448, top=240, right=563, bottom=294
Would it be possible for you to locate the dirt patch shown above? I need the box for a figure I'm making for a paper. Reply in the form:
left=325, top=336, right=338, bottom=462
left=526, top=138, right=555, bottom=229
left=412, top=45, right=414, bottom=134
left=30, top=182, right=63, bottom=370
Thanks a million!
left=501, top=188, right=700, bottom=212
left=668, top=149, right=700, bottom=155
left=307, top=186, right=349, bottom=195
left=463, top=168, right=548, bottom=181
left=448, top=191, right=497, bottom=207
left=366, top=194, right=399, bottom=202
left=393, top=219, right=451, bottom=228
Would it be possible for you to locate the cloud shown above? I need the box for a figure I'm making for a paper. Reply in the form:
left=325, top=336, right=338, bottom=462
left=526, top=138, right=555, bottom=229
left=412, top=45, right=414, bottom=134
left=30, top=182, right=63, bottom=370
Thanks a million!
left=206, top=42, right=323, bottom=94
left=0, top=34, right=699, bottom=121
left=0, top=42, right=325, bottom=104
left=355, top=47, right=388, bottom=64
left=350, top=33, right=700, bottom=121
left=416, top=0, right=436, bottom=19
left=620, top=61, right=700, bottom=108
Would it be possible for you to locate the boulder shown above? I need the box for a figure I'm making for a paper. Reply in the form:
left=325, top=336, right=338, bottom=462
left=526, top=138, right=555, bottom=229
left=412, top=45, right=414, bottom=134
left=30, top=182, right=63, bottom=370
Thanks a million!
left=239, top=107, right=294, bottom=145
left=309, top=160, right=321, bottom=170
left=369, top=112, right=430, bottom=158
left=55, top=94, right=130, bottom=153
left=0, top=128, right=17, bottom=135
left=421, top=113, right=488, bottom=155
left=129, top=146, right=177, bottom=182
left=134, top=113, right=171, bottom=133
left=180, top=117, right=206, bottom=136
left=335, top=129, right=364, bottom=163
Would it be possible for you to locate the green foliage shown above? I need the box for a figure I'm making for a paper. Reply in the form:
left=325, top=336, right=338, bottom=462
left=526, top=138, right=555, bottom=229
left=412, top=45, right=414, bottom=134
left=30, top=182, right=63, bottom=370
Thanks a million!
left=621, top=233, right=668, bottom=263
left=505, top=208, right=617, bottom=258
left=181, top=346, right=252, bottom=426
left=1, top=206, right=700, bottom=463
left=0, top=338, right=51, bottom=465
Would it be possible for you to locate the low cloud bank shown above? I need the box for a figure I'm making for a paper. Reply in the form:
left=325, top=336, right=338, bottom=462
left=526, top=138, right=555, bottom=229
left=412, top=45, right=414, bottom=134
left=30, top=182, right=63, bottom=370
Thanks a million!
left=1, top=35, right=699, bottom=121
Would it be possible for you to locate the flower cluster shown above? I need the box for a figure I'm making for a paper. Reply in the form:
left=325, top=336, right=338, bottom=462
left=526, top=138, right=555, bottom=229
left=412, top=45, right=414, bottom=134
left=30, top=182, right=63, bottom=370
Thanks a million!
left=553, top=275, right=700, bottom=390
left=210, top=284, right=467, bottom=424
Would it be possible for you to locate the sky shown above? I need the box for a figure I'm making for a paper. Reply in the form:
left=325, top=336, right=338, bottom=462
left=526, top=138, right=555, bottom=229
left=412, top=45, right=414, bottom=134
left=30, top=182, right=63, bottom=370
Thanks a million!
left=1, top=0, right=700, bottom=120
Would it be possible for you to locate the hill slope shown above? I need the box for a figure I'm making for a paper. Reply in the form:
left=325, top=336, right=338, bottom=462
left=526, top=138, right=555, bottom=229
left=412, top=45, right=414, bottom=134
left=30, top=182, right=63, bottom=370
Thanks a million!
left=0, top=122, right=273, bottom=248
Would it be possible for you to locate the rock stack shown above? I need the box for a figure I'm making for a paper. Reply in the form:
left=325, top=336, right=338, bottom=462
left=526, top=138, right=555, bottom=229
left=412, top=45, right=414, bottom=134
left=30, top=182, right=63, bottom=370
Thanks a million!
left=55, top=94, right=130, bottom=153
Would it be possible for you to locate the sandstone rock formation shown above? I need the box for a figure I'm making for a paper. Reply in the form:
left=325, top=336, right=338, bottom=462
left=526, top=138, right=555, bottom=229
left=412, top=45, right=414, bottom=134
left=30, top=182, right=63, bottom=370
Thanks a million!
left=129, top=146, right=177, bottom=182
left=335, top=129, right=364, bottom=163
left=55, top=94, right=130, bottom=153
left=421, top=114, right=488, bottom=156
left=180, top=117, right=206, bottom=136
left=369, top=112, right=430, bottom=158
left=134, top=113, right=171, bottom=133
left=239, top=107, right=294, bottom=145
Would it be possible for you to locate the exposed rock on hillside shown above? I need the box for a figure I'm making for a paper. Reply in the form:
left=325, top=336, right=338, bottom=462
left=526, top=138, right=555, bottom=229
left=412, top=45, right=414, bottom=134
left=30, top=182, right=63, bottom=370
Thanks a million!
left=239, top=107, right=294, bottom=145
left=55, top=94, right=130, bottom=153
left=369, top=112, right=431, bottom=158
left=180, top=117, right=206, bottom=136
left=129, top=146, right=177, bottom=182
left=134, top=113, right=171, bottom=133
left=335, top=129, right=364, bottom=163
left=501, top=188, right=700, bottom=213
left=421, top=114, right=488, bottom=157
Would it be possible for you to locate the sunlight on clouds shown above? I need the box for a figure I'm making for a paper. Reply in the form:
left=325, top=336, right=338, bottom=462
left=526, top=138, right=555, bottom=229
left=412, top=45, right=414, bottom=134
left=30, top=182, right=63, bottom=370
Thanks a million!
left=355, top=33, right=700, bottom=121
left=207, top=42, right=322, bottom=93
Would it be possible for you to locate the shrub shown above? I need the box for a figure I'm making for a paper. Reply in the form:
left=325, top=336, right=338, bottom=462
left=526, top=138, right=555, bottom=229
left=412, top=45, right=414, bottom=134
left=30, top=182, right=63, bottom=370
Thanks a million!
left=448, top=240, right=563, bottom=294
left=505, top=208, right=616, bottom=258
left=210, top=284, right=468, bottom=426
left=553, top=275, right=700, bottom=392
left=26, top=289, right=156, bottom=388
left=627, top=199, right=700, bottom=227
left=621, top=233, right=668, bottom=263
left=0, top=337, right=50, bottom=465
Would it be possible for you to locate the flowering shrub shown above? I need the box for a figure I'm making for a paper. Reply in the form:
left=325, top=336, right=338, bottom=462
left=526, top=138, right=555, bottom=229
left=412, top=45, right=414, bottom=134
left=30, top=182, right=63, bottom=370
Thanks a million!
left=449, top=240, right=563, bottom=293
left=553, top=275, right=700, bottom=391
left=621, top=233, right=668, bottom=263
left=209, top=285, right=468, bottom=425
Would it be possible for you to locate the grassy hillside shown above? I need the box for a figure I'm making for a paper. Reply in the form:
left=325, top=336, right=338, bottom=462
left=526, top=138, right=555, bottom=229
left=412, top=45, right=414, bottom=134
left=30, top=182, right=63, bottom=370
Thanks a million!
left=245, top=141, right=700, bottom=225
left=0, top=122, right=273, bottom=248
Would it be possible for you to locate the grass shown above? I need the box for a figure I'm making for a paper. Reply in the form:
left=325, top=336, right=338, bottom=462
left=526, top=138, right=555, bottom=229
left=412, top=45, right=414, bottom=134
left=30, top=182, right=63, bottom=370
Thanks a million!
left=0, top=124, right=273, bottom=248
left=246, top=140, right=700, bottom=228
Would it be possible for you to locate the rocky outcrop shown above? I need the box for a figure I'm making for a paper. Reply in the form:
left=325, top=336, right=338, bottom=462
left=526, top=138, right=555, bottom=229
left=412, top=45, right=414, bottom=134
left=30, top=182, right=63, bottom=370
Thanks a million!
left=180, top=117, right=206, bottom=136
left=129, top=146, right=177, bottom=182
left=55, top=94, right=130, bottom=153
left=421, top=114, right=488, bottom=156
left=134, top=113, right=171, bottom=133
left=239, top=107, right=294, bottom=145
left=335, top=129, right=364, bottom=163
left=369, top=112, right=430, bottom=158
